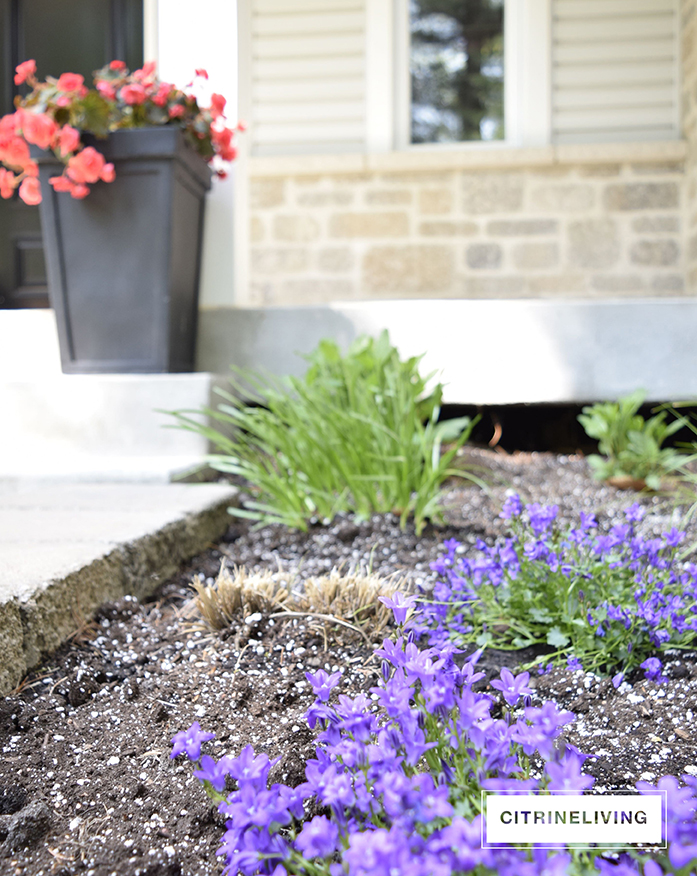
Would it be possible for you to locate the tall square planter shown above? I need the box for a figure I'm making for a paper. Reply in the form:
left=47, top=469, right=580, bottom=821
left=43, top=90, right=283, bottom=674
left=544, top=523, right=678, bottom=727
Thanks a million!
left=35, top=127, right=213, bottom=373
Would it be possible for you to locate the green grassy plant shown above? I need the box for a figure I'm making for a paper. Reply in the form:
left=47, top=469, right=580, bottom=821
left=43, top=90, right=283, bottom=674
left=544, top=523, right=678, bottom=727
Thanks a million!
left=170, top=331, right=477, bottom=533
left=578, top=390, right=686, bottom=489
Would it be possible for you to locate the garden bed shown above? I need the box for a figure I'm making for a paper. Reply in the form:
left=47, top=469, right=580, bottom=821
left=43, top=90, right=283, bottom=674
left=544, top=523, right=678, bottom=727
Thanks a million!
left=2, top=448, right=697, bottom=876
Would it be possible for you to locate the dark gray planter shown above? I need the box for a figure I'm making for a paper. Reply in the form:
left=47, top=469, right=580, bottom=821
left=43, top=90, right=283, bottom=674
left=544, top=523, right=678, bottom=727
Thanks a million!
left=35, top=127, right=213, bottom=373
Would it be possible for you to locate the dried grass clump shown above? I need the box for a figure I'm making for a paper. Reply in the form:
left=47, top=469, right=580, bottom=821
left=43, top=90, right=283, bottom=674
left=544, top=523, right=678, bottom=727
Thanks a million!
left=190, top=562, right=408, bottom=645
left=291, top=568, right=402, bottom=642
left=191, top=564, right=291, bottom=631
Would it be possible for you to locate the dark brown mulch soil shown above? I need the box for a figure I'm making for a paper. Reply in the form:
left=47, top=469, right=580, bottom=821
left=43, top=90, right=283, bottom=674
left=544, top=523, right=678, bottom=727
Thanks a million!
left=2, top=449, right=697, bottom=876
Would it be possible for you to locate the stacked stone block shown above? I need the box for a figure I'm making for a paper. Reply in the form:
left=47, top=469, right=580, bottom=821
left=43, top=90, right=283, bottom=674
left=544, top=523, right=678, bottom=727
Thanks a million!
left=249, top=159, right=685, bottom=305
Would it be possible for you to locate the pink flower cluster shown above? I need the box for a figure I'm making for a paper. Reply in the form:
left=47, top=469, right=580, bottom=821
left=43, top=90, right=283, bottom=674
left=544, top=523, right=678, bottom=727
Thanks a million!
left=0, top=59, right=242, bottom=204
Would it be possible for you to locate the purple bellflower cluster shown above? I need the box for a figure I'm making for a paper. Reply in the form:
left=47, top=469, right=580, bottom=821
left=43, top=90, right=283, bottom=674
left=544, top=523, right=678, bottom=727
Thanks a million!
left=171, top=595, right=697, bottom=875
left=171, top=498, right=697, bottom=876
left=413, top=495, right=697, bottom=678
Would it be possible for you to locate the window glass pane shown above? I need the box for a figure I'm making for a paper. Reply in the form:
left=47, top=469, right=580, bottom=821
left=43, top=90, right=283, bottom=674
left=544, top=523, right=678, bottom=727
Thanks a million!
left=410, top=0, right=504, bottom=144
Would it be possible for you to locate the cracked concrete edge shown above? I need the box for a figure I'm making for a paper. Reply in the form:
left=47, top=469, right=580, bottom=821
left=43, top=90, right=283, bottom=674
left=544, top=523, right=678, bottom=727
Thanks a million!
left=0, top=489, right=239, bottom=696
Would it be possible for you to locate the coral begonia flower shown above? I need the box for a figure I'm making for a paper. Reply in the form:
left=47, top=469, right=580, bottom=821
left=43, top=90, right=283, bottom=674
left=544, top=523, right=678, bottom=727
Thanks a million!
left=19, top=110, right=58, bottom=150
left=14, top=59, right=36, bottom=85
left=56, top=72, right=84, bottom=93
left=209, top=93, right=226, bottom=119
left=0, top=136, right=31, bottom=169
left=0, top=112, right=18, bottom=137
left=168, top=105, right=185, bottom=119
left=195, top=68, right=208, bottom=79
left=70, top=183, right=90, bottom=199
left=67, top=146, right=105, bottom=184
left=100, top=163, right=115, bottom=183
left=152, top=83, right=172, bottom=107
left=18, top=176, right=41, bottom=205
left=0, top=168, right=16, bottom=198
left=109, top=60, right=127, bottom=72
left=57, top=125, right=80, bottom=156
left=49, top=175, right=75, bottom=193
left=120, top=83, right=148, bottom=105
left=133, top=61, right=156, bottom=82
left=96, top=80, right=117, bottom=101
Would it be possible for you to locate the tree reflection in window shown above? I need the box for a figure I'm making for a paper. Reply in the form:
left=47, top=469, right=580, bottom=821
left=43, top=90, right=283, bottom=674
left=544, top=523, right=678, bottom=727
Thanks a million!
left=410, top=0, right=504, bottom=144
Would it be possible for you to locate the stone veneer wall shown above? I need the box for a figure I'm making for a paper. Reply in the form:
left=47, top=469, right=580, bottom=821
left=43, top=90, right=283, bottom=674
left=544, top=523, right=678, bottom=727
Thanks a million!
left=683, top=0, right=697, bottom=291
left=247, top=153, right=687, bottom=306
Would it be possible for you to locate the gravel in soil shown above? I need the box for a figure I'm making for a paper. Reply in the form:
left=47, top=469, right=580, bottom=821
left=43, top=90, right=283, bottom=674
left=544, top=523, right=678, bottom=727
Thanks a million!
left=2, top=449, right=697, bottom=876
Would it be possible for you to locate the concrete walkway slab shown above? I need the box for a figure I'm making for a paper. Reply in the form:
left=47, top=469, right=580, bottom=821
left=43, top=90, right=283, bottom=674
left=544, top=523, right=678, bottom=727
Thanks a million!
left=0, top=482, right=238, bottom=695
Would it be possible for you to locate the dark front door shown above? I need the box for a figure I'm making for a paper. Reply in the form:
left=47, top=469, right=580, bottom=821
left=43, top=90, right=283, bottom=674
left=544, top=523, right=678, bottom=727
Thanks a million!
left=0, top=0, right=143, bottom=308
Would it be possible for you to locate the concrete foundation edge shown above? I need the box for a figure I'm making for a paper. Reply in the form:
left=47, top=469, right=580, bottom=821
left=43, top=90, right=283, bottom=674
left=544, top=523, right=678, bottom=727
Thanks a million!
left=196, top=299, right=697, bottom=404
left=0, top=491, right=238, bottom=696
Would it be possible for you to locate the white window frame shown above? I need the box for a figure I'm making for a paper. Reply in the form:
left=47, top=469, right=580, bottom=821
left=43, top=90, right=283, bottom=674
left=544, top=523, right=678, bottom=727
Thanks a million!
left=366, top=0, right=551, bottom=152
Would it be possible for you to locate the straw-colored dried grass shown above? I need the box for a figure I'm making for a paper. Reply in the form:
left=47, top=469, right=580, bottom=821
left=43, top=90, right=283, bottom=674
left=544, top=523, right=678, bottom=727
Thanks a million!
left=190, top=562, right=407, bottom=645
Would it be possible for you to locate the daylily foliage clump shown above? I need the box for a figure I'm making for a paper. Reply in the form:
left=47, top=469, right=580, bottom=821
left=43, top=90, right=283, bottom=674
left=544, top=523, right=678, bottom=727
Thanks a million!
left=0, top=59, right=242, bottom=203
left=172, top=551, right=697, bottom=875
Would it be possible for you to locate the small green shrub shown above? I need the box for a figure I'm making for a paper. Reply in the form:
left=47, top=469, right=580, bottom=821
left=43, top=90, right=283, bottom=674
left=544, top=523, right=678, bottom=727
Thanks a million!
left=171, top=331, right=477, bottom=533
left=578, top=390, right=686, bottom=489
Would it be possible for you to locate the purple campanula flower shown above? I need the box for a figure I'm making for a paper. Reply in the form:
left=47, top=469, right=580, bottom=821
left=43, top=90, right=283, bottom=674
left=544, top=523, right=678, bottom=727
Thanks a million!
left=374, top=636, right=406, bottom=668
left=490, top=667, right=533, bottom=706
left=305, top=668, right=342, bottom=702
left=500, top=492, right=523, bottom=520
left=625, top=502, right=645, bottom=523
left=642, top=860, right=662, bottom=876
left=566, top=655, right=583, bottom=672
left=640, top=656, right=664, bottom=682
left=226, top=744, right=277, bottom=790
left=612, top=671, right=624, bottom=688
left=525, top=701, right=575, bottom=739
left=593, top=534, right=614, bottom=555
left=442, top=537, right=460, bottom=556
left=294, top=815, right=339, bottom=858
left=609, top=523, right=631, bottom=546
left=524, top=540, right=550, bottom=561
left=546, top=749, right=594, bottom=792
left=663, top=527, right=685, bottom=548
left=379, top=591, right=418, bottom=625
left=526, top=502, right=559, bottom=536
left=193, top=753, right=234, bottom=792
left=592, top=856, right=639, bottom=876
left=218, top=782, right=292, bottom=830
left=579, top=511, right=598, bottom=531
left=371, top=670, right=413, bottom=718
left=170, top=721, right=215, bottom=761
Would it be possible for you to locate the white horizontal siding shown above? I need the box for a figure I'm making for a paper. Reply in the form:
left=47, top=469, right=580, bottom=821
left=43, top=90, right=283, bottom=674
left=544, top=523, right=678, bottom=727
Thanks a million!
left=551, top=0, right=679, bottom=144
left=253, top=10, right=364, bottom=35
left=253, top=79, right=364, bottom=102
left=250, top=0, right=366, bottom=155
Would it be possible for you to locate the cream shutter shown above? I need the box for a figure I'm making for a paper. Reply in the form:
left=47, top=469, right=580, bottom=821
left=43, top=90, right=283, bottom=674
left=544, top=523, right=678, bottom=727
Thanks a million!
left=250, top=0, right=366, bottom=155
left=552, top=0, right=679, bottom=144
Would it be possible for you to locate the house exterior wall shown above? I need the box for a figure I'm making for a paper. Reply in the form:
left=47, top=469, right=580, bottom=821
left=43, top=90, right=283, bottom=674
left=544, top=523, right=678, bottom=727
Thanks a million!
left=247, top=144, right=686, bottom=306
left=682, top=0, right=697, bottom=291
left=173, top=0, right=697, bottom=405
left=237, top=0, right=690, bottom=309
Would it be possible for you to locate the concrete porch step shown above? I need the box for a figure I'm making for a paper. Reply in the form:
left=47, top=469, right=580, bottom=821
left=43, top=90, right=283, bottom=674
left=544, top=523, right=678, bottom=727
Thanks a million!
left=0, top=482, right=239, bottom=695
left=0, top=310, right=217, bottom=485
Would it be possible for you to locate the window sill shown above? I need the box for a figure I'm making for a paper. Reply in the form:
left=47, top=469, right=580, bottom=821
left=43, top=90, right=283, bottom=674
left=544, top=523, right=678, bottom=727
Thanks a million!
left=248, top=140, right=687, bottom=177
